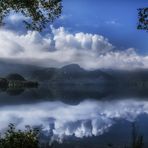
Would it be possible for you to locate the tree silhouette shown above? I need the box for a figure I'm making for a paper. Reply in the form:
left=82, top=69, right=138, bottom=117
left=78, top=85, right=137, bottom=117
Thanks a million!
left=0, top=124, right=39, bottom=148
left=137, top=8, right=148, bottom=31
left=0, top=0, right=62, bottom=31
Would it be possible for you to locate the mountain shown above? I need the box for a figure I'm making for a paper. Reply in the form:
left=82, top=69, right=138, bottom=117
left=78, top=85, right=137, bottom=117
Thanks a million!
left=1, top=60, right=148, bottom=87
left=31, top=64, right=148, bottom=90
left=61, top=64, right=85, bottom=73
left=31, top=64, right=114, bottom=84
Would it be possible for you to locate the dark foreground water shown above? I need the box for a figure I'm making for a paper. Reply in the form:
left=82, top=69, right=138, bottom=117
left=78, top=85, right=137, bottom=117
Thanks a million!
left=0, top=83, right=148, bottom=148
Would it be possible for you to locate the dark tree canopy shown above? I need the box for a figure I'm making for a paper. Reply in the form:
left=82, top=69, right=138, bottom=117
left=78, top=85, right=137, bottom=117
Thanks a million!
left=0, top=0, right=62, bottom=31
left=137, top=8, right=148, bottom=31
left=0, top=124, right=39, bottom=148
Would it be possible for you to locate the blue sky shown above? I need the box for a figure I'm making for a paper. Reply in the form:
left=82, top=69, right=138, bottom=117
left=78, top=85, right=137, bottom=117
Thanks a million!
left=0, top=0, right=148, bottom=69
left=54, top=0, right=148, bottom=54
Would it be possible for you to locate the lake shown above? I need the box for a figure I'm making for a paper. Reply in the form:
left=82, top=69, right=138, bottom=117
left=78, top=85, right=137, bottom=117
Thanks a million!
left=0, top=83, right=148, bottom=148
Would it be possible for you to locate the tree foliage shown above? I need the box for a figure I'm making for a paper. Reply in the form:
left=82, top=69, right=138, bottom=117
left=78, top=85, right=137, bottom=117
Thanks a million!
left=0, top=0, right=62, bottom=31
left=137, top=8, right=148, bottom=31
left=0, top=124, right=39, bottom=148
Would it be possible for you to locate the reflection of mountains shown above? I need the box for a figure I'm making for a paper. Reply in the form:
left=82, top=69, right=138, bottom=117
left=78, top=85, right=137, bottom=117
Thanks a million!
left=1, top=64, right=148, bottom=104
left=0, top=87, right=25, bottom=96
left=30, top=83, right=148, bottom=102
left=1, top=82, right=148, bottom=105
left=30, top=64, right=148, bottom=103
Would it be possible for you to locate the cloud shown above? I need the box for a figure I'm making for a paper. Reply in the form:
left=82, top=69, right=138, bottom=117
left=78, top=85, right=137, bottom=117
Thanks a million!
left=0, top=26, right=147, bottom=69
left=59, top=14, right=72, bottom=20
left=7, top=13, right=26, bottom=23
left=105, top=20, right=122, bottom=26
left=0, top=99, right=147, bottom=143
left=3, top=13, right=28, bottom=32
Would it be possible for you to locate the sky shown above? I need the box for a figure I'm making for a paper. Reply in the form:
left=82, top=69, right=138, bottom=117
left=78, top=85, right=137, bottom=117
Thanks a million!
left=56, top=0, right=148, bottom=54
left=0, top=0, right=148, bottom=70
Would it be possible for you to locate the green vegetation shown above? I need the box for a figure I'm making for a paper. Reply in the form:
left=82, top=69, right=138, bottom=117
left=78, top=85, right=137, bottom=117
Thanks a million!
left=0, top=123, right=145, bottom=148
left=0, top=0, right=62, bottom=31
left=0, top=74, right=38, bottom=89
left=137, top=8, right=148, bottom=31
left=131, top=123, right=143, bottom=148
left=0, top=124, right=39, bottom=148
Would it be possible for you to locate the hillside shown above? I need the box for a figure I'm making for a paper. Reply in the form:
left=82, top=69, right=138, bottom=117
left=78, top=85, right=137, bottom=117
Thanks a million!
left=31, top=64, right=114, bottom=84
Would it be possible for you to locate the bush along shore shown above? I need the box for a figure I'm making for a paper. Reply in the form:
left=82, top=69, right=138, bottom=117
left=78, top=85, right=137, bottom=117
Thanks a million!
left=0, top=122, right=144, bottom=148
left=0, top=73, right=38, bottom=89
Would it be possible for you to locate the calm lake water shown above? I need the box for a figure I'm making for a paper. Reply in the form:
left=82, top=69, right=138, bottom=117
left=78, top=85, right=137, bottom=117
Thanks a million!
left=0, top=83, right=148, bottom=148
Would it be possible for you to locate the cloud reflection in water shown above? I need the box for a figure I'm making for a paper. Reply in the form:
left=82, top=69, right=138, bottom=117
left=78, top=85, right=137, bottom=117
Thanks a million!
left=0, top=99, right=147, bottom=143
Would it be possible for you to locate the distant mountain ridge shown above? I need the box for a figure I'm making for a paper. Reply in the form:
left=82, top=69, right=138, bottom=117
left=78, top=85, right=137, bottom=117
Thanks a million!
left=31, top=64, right=115, bottom=86
left=1, top=60, right=148, bottom=85
left=31, top=64, right=148, bottom=89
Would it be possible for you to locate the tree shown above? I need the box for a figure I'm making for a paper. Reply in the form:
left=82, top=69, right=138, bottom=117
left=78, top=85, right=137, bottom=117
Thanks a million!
left=0, top=124, right=40, bottom=148
left=137, top=8, right=148, bottom=31
left=0, top=0, right=62, bottom=31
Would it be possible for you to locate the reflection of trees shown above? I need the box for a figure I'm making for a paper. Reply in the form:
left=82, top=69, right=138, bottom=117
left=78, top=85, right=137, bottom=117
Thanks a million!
left=106, top=123, right=144, bottom=148
left=6, top=88, right=25, bottom=96
left=132, top=123, right=143, bottom=148
left=0, top=122, right=145, bottom=148
left=0, top=74, right=39, bottom=96
left=0, top=81, right=38, bottom=96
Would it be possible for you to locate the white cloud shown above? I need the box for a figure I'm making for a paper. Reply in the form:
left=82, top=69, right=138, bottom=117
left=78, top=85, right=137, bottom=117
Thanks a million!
left=0, top=26, right=147, bottom=69
left=2, top=13, right=29, bottom=32
left=7, top=13, right=26, bottom=23
left=105, top=20, right=122, bottom=26
left=51, top=26, right=113, bottom=53
left=59, top=14, right=72, bottom=20
left=0, top=99, right=147, bottom=143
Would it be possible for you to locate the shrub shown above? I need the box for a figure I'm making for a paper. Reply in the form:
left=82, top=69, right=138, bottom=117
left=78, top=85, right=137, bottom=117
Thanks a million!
left=0, top=124, right=39, bottom=148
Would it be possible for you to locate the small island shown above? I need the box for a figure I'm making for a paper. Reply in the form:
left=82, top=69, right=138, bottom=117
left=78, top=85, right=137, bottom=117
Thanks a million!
left=0, top=74, right=38, bottom=89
